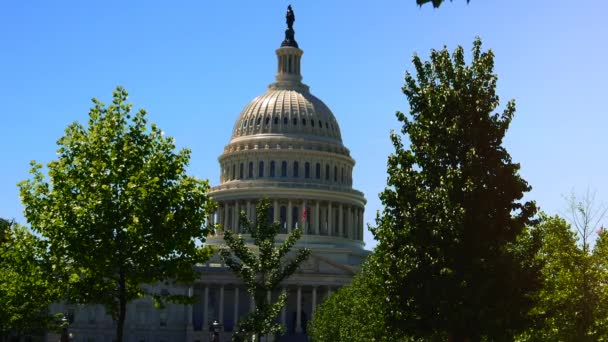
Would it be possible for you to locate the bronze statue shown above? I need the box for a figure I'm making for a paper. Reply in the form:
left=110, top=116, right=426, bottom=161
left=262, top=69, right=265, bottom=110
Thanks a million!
left=286, top=5, right=295, bottom=29
left=281, top=5, right=298, bottom=48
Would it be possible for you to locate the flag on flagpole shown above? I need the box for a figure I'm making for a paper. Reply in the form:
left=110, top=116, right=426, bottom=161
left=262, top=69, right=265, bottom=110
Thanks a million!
left=302, top=207, right=308, bottom=222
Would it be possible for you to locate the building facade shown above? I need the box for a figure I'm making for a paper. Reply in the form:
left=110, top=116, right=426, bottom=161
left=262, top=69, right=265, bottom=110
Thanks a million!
left=48, top=6, right=367, bottom=342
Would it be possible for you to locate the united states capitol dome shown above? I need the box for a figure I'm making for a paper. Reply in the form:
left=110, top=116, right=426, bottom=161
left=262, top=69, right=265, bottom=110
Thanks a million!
left=210, top=5, right=366, bottom=250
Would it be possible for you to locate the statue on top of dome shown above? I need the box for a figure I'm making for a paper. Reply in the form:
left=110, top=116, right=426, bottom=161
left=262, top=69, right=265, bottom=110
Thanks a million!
left=286, top=5, right=295, bottom=29
left=282, top=5, right=299, bottom=48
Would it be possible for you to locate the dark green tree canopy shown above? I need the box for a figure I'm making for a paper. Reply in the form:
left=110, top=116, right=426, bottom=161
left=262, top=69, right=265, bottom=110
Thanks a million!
left=416, top=0, right=470, bottom=8
left=0, top=219, right=62, bottom=339
left=19, top=87, right=215, bottom=342
left=219, top=198, right=310, bottom=341
left=371, top=38, right=541, bottom=341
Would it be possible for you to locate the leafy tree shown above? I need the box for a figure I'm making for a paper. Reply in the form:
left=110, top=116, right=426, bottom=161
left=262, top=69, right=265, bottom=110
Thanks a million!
left=371, top=38, right=542, bottom=341
left=519, top=211, right=608, bottom=341
left=416, top=0, right=470, bottom=8
left=19, top=87, right=215, bottom=342
left=0, top=219, right=62, bottom=340
left=308, top=253, right=410, bottom=342
left=219, top=198, right=310, bottom=341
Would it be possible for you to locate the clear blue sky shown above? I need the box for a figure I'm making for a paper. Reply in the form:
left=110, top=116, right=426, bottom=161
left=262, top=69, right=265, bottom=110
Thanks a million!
left=1, top=1, right=607, bottom=250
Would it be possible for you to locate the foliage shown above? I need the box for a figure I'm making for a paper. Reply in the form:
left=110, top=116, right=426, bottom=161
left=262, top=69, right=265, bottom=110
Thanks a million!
left=518, top=213, right=608, bottom=341
left=370, top=38, right=541, bottom=341
left=219, top=198, right=310, bottom=341
left=18, top=86, right=215, bottom=342
left=308, top=253, right=412, bottom=342
left=416, top=0, right=470, bottom=8
left=0, top=218, right=63, bottom=339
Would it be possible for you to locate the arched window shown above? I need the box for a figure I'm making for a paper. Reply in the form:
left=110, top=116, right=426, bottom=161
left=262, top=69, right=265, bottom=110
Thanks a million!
left=293, top=161, right=299, bottom=178
left=239, top=163, right=244, bottom=179
left=248, top=162, right=254, bottom=178
left=302, top=118, right=307, bottom=126
left=311, top=120, right=315, bottom=127
left=305, top=162, right=310, bottom=178
left=274, top=117, right=279, bottom=125
left=292, top=118, right=297, bottom=125
left=325, top=164, right=330, bottom=180
left=334, top=166, right=338, bottom=182
left=283, top=117, right=288, bottom=125
left=256, top=117, right=261, bottom=125
left=281, top=161, right=287, bottom=177
left=318, top=120, right=322, bottom=128
left=341, top=167, right=344, bottom=183
left=258, top=161, right=264, bottom=178
left=232, top=165, right=236, bottom=180
left=270, top=161, right=276, bottom=177
left=265, top=117, right=270, bottom=125
left=315, top=163, right=321, bottom=179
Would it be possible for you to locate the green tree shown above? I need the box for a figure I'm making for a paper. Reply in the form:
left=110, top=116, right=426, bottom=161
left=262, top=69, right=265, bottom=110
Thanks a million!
left=416, top=0, right=470, bottom=8
left=371, top=38, right=542, bottom=341
left=0, top=219, right=62, bottom=340
left=519, top=206, right=608, bottom=341
left=19, top=87, right=215, bottom=342
left=308, top=253, right=409, bottom=342
left=219, top=198, right=310, bottom=341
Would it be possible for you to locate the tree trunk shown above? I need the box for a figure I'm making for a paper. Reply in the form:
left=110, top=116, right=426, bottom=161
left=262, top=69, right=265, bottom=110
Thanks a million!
left=116, top=272, right=127, bottom=342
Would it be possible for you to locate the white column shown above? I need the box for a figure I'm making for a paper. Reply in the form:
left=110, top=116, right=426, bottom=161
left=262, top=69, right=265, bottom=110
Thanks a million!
left=327, top=202, right=333, bottom=236
left=338, top=204, right=344, bottom=238
left=287, top=200, right=293, bottom=233
left=314, top=201, right=320, bottom=235
left=296, top=286, right=302, bottom=333
left=349, top=206, right=354, bottom=239
left=203, top=286, right=209, bottom=328
left=234, top=202, right=240, bottom=233
left=274, top=199, right=279, bottom=223
left=281, top=287, right=287, bottom=325
left=187, top=286, right=193, bottom=327
left=234, top=287, right=240, bottom=326
left=246, top=201, right=252, bottom=222
left=219, top=285, right=224, bottom=324
left=224, top=204, right=229, bottom=230
left=312, top=286, right=317, bottom=314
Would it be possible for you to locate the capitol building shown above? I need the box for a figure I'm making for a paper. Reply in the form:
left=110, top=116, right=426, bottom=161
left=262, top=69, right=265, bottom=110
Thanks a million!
left=50, top=6, right=368, bottom=342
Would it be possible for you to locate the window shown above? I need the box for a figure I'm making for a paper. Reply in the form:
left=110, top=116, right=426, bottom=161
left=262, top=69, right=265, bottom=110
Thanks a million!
left=265, top=116, right=270, bottom=125
left=326, top=164, right=330, bottom=180
left=159, top=310, right=168, bottom=327
left=315, top=163, right=321, bottom=179
left=274, top=117, right=279, bottom=124
left=280, top=206, right=287, bottom=232
left=334, top=166, right=338, bottom=182
left=232, top=165, right=236, bottom=180
left=281, top=161, right=287, bottom=177
left=256, top=117, right=261, bottom=125
left=302, top=118, right=306, bottom=126
left=258, top=161, right=264, bottom=177
left=318, top=120, right=322, bottom=128
left=270, top=161, right=276, bottom=177
left=283, top=117, right=288, bottom=124
left=293, top=161, right=299, bottom=177
left=248, top=162, right=254, bottom=178
left=305, top=162, right=310, bottom=178
left=341, top=167, right=344, bottom=183
left=292, top=118, right=297, bottom=125
left=292, top=206, right=299, bottom=229
left=239, top=163, right=244, bottom=179
left=311, top=120, right=315, bottom=127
